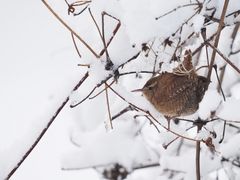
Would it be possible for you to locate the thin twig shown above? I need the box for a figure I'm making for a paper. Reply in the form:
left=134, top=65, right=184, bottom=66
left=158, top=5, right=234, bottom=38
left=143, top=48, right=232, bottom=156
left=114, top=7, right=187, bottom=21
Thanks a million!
left=229, top=23, right=240, bottom=56
left=163, top=126, right=194, bottom=149
left=174, top=118, right=194, bottom=123
left=88, top=9, right=103, bottom=48
left=42, top=0, right=100, bottom=57
left=170, top=28, right=182, bottom=62
left=147, top=114, right=201, bottom=142
left=207, top=117, right=240, bottom=124
left=226, top=10, right=240, bottom=18
left=132, top=163, right=160, bottom=171
left=112, top=106, right=135, bottom=120
left=219, top=120, right=227, bottom=143
left=119, top=71, right=154, bottom=77
left=176, top=139, right=184, bottom=156
left=192, top=32, right=217, bottom=56
left=213, top=65, right=226, bottom=101
left=179, top=31, right=195, bottom=47
left=104, top=83, right=113, bottom=129
left=77, top=64, right=90, bottom=67
left=217, top=65, right=226, bottom=93
left=221, top=156, right=240, bottom=168
left=155, top=3, right=199, bottom=20
left=71, top=32, right=82, bottom=58
left=89, top=80, right=115, bottom=100
left=227, top=123, right=240, bottom=131
left=62, top=162, right=159, bottom=171
left=201, top=28, right=210, bottom=66
left=99, top=12, right=121, bottom=57
left=195, top=65, right=209, bottom=72
left=65, top=0, right=91, bottom=15
left=70, top=86, right=97, bottom=108
left=101, top=11, right=112, bottom=68
left=207, top=42, right=240, bottom=74
left=106, top=84, right=161, bottom=132
left=70, top=52, right=141, bottom=108
left=171, top=7, right=202, bottom=37
left=196, top=125, right=202, bottom=180
left=118, top=52, right=141, bottom=69
left=231, top=48, right=240, bottom=55
left=5, top=72, right=89, bottom=180
left=207, top=0, right=229, bottom=81
left=87, top=8, right=112, bottom=66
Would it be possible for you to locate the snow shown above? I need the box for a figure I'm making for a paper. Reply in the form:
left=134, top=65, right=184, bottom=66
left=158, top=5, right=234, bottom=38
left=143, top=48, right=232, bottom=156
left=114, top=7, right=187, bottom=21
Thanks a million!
left=220, top=133, right=240, bottom=158
left=198, top=89, right=222, bottom=119
left=1, top=0, right=240, bottom=180
left=217, top=97, right=240, bottom=121
left=62, top=119, right=158, bottom=171
left=193, top=14, right=205, bottom=33
left=230, top=82, right=240, bottom=99
left=0, top=0, right=92, bottom=179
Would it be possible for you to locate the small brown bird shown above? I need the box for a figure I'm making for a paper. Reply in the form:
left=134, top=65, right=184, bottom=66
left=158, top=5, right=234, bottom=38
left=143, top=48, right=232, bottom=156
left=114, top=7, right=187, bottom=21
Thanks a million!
left=133, top=50, right=209, bottom=129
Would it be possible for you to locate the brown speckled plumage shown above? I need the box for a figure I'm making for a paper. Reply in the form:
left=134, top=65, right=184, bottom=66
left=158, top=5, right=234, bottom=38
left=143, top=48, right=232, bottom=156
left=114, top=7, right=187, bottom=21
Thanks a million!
left=142, top=72, right=209, bottom=117
left=137, top=50, right=209, bottom=128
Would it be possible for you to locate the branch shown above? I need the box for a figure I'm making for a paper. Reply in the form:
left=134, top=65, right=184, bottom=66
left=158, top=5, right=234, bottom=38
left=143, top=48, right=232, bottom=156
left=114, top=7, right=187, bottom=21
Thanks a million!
left=70, top=52, right=141, bottom=107
left=5, top=72, right=89, bottom=180
left=112, top=106, right=135, bottom=121
left=192, top=32, right=217, bottom=56
left=196, top=125, right=202, bottom=180
left=42, top=0, right=100, bottom=57
left=229, top=23, right=240, bottom=56
left=207, top=0, right=229, bottom=81
left=62, top=162, right=160, bottom=172
left=104, top=83, right=113, bottom=129
left=222, top=156, right=240, bottom=168
left=155, top=3, right=199, bottom=20
left=207, top=42, right=240, bottom=74
left=213, top=65, right=226, bottom=101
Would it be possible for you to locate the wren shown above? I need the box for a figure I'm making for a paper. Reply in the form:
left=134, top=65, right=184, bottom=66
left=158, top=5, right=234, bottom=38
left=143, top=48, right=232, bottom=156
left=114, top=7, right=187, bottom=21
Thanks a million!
left=133, top=50, right=209, bottom=129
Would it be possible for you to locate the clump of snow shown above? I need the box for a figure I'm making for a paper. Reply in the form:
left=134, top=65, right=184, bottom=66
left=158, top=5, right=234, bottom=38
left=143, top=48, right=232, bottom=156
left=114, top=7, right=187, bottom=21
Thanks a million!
left=230, top=82, right=240, bottom=99
left=192, top=14, right=205, bottom=33
left=62, top=119, right=158, bottom=170
left=195, top=129, right=211, bottom=140
left=89, top=60, right=113, bottom=85
left=220, top=133, right=240, bottom=158
left=119, top=0, right=161, bottom=44
left=216, top=97, right=240, bottom=121
left=159, top=149, right=195, bottom=177
left=198, top=89, right=222, bottom=119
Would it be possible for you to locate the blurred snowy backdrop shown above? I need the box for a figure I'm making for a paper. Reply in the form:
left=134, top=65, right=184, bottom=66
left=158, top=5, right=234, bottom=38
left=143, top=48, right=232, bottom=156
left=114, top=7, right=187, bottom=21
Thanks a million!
left=1, top=0, right=240, bottom=180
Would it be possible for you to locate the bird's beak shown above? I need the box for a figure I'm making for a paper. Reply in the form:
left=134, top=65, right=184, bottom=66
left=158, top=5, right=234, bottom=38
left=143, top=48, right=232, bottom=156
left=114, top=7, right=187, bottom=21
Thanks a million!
left=131, top=88, right=144, bottom=92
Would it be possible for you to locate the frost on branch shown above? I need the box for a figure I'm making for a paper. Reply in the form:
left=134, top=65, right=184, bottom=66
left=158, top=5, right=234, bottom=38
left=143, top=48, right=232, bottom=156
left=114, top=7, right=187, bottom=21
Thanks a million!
left=41, top=0, right=240, bottom=180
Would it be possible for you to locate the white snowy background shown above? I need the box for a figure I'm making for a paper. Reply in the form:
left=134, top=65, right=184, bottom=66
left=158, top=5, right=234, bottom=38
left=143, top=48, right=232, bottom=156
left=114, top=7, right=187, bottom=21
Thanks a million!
left=0, top=1, right=97, bottom=179
left=1, top=0, right=240, bottom=180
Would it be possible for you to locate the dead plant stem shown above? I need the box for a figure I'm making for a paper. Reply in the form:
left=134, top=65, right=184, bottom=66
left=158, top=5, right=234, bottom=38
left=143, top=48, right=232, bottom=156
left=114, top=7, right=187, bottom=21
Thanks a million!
left=207, top=0, right=229, bottom=81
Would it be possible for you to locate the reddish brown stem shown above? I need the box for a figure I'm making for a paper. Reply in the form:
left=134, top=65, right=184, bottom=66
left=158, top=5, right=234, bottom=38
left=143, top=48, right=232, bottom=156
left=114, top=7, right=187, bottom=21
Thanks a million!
left=207, top=42, right=240, bottom=74
left=5, top=72, right=89, bottom=180
left=207, top=0, right=229, bottom=81
left=42, top=0, right=100, bottom=57
left=196, top=125, right=202, bottom=180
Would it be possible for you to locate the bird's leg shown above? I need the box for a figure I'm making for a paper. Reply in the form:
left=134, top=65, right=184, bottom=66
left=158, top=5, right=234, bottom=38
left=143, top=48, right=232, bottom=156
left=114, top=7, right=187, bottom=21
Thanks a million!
left=164, top=116, right=171, bottom=130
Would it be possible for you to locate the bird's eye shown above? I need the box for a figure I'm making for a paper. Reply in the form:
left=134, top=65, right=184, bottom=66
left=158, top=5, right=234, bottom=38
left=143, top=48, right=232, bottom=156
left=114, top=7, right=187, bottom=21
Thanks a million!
left=148, top=86, right=153, bottom=90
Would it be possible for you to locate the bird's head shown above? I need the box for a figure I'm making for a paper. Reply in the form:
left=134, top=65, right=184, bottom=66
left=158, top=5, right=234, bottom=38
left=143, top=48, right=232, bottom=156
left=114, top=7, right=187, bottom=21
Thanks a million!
left=132, top=76, right=158, bottom=99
